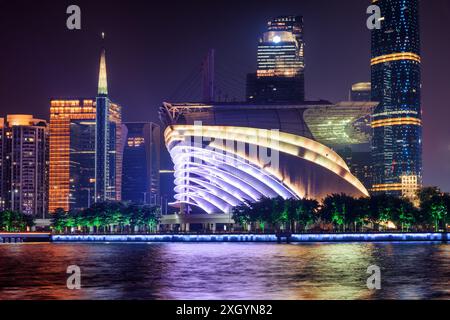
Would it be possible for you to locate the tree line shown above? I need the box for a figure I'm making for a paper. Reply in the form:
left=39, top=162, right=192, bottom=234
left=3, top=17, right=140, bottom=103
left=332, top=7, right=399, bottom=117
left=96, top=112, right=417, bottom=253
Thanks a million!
left=0, top=187, right=448, bottom=234
left=0, top=210, right=34, bottom=232
left=51, top=202, right=161, bottom=234
left=232, top=187, right=450, bottom=233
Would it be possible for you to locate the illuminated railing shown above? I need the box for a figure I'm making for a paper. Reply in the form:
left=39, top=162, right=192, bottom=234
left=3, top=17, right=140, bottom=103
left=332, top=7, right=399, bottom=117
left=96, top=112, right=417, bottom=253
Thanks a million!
left=51, top=233, right=445, bottom=243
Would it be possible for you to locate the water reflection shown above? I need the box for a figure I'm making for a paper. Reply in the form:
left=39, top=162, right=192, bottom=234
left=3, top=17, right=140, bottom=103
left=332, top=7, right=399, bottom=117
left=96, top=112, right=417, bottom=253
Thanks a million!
left=0, top=243, right=448, bottom=300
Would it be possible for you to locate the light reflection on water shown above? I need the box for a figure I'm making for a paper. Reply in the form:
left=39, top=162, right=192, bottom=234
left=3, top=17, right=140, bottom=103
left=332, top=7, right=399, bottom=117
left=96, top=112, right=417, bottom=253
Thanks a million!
left=0, top=243, right=448, bottom=300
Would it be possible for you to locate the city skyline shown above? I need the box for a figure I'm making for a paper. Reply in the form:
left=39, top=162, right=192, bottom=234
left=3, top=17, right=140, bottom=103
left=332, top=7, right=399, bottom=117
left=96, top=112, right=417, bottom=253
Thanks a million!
left=0, top=0, right=450, bottom=191
left=0, top=1, right=449, bottom=304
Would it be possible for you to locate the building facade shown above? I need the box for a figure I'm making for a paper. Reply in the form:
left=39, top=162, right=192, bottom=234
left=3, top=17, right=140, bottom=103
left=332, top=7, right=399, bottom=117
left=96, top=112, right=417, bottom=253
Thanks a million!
left=160, top=102, right=370, bottom=215
left=122, top=122, right=160, bottom=205
left=49, top=48, right=123, bottom=212
left=247, top=16, right=305, bottom=103
left=95, top=48, right=123, bottom=203
left=0, top=115, right=48, bottom=217
left=371, top=0, right=422, bottom=197
left=49, top=99, right=96, bottom=212
left=350, top=82, right=371, bottom=102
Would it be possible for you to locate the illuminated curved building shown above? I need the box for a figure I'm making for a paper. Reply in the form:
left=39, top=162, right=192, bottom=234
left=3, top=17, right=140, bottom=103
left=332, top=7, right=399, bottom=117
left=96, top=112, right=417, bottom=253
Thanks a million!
left=160, top=102, right=372, bottom=216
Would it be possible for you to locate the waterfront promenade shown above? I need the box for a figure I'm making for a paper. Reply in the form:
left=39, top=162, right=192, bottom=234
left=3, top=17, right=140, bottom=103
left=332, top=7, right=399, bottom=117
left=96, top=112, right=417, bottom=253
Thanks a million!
left=51, top=232, right=447, bottom=243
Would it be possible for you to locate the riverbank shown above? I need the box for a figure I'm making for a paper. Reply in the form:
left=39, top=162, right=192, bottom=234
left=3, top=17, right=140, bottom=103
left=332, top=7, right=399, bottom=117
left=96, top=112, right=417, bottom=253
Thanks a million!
left=51, top=232, right=448, bottom=243
left=0, top=232, right=51, bottom=243
left=2, top=232, right=447, bottom=244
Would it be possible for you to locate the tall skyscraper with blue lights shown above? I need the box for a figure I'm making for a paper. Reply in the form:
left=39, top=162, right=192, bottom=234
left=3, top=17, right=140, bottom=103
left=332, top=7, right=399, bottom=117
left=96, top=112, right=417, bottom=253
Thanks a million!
left=371, top=0, right=422, bottom=198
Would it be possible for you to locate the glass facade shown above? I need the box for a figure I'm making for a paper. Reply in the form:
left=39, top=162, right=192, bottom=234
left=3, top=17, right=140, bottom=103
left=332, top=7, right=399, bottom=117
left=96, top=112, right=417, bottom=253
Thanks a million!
left=49, top=100, right=96, bottom=212
left=122, top=122, right=160, bottom=205
left=94, top=48, right=123, bottom=203
left=371, top=0, right=422, bottom=197
left=69, top=119, right=96, bottom=210
left=247, top=16, right=305, bottom=103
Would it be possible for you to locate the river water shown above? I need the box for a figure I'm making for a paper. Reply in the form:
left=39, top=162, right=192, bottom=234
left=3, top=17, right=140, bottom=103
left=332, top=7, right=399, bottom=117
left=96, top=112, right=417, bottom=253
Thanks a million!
left=0, top=242, right=448, bottom=300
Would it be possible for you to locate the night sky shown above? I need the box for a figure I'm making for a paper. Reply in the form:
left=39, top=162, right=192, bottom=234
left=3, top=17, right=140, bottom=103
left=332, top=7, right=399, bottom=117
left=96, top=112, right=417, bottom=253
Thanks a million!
left=0, top=0, right=449, bottom=191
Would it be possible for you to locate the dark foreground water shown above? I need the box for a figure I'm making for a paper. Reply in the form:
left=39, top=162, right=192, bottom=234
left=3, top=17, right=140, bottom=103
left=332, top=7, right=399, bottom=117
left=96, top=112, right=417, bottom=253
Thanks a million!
left=0, top=243, right=448, bottom=300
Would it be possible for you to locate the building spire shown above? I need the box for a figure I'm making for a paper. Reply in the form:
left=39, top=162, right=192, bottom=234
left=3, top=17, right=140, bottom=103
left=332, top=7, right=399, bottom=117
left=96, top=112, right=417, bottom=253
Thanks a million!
left=98, top=33, right=108, bottom=96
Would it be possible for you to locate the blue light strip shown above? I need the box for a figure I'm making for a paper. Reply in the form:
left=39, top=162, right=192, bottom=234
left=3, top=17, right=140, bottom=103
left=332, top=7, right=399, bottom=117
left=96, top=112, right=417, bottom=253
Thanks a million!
left=52, top=233, right=445, bottom=243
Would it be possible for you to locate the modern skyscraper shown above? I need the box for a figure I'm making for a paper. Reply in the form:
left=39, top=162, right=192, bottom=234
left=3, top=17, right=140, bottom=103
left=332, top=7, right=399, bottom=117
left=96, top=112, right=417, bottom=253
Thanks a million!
left=95, top=48, right=123, bottom=203
left=49, top=99, right=96, bottom=212
left=247, top=15, right=305, bottom=103
left=371, top=0, right=422, bottom=197
left=350, top=82, right=371, bottom=102
left=49, top=46, right=123, bottom=212
left=0, top=115, right=48, bottom=217
left=122, top=122, right=160, bottom=205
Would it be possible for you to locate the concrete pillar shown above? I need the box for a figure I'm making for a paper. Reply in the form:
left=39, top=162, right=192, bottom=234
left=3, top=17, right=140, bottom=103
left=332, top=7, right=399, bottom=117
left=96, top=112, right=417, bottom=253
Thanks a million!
left=211, top=223, right=216, bottom=233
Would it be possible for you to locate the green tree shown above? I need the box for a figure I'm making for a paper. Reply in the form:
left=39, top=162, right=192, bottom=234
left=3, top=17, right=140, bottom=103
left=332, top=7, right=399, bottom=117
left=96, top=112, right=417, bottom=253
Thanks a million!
left=51, top=208, right=67, bottom=233
left=142, top=205, right=160, bottom=233
left=321, top=194, right=354, bottom=232
left=295, top=198, right=319, bottom=232
left=419, top=187, right=448, bottom=231
left=231, top=203, right=251, bottom=231
left=392, top=198, right=417, bottom=232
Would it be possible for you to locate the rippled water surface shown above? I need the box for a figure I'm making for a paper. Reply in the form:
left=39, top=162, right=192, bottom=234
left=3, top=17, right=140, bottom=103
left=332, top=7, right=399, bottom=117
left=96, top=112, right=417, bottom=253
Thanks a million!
left=0, top=243, right=448, bottom=300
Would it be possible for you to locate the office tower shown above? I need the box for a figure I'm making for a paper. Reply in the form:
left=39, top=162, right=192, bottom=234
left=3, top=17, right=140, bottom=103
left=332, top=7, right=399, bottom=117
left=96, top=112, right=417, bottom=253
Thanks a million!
left=247, top=15, right=305, bottom=103
left=0, top=115, right=48, bottom=217
left=49, top=47, right=123, bottom=212
left=122, top=122, right=160, bottom=205
left=95, top=48, right=123, bottom=203
left=371, top=0, right=422, bottom=197
left=350, top=82, right=371, bottom=102
left=49, top=99, right=96, bottom=212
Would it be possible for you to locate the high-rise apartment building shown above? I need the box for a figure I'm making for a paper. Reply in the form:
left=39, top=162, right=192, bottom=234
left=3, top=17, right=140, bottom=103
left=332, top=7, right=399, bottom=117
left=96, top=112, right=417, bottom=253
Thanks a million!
left=0, top=115, right=48, bottom=217
left=371, top=0, right=422, bottom=197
